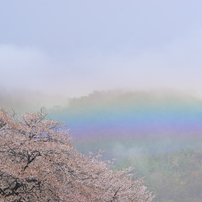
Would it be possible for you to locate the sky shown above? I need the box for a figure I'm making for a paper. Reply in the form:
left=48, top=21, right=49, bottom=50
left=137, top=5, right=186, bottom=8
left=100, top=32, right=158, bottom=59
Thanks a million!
left=1, top=0, right=202, bottom=100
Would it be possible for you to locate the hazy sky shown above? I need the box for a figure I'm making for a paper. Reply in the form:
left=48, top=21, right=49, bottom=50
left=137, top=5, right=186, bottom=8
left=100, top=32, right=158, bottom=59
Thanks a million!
left=1, top=1, right=202, bottom=98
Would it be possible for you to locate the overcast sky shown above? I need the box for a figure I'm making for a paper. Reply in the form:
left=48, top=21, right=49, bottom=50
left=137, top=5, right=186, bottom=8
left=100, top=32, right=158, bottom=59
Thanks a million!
left=1, top=0, right=202, bottom=98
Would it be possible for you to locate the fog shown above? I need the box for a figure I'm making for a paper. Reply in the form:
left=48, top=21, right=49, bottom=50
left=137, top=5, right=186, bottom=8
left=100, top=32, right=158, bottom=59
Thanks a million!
left=1, top=1, right=202, bottom=98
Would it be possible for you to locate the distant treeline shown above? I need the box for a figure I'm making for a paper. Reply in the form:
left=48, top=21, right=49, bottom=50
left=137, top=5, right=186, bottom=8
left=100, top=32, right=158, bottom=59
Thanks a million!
left=48, top=90, right=202, bottom=154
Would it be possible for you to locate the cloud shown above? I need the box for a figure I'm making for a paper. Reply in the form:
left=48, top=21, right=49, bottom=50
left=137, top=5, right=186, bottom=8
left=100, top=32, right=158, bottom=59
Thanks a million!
left=1, top=29, right=202, bottom=99
left=0, top=45, right=51, bottom=87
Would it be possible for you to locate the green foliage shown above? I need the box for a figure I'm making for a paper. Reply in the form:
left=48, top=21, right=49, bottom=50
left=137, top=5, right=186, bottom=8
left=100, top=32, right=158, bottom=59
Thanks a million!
left=113, top=148, right=202, bottom=202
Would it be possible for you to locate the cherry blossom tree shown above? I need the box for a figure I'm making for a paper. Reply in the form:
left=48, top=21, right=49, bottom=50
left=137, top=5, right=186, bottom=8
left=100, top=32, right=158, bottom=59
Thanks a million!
left=0, top=108, right=155, bottom=201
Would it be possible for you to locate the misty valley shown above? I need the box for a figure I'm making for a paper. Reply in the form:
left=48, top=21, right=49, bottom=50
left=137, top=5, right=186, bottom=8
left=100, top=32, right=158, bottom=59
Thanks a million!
left=2, top=89, right=202, bottom=201
left=48, top=90, right=202, bottom=202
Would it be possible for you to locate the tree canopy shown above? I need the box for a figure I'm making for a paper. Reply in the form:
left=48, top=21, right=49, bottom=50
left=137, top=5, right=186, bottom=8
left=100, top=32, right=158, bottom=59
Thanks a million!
left=0, top=108, right=154, bottom=202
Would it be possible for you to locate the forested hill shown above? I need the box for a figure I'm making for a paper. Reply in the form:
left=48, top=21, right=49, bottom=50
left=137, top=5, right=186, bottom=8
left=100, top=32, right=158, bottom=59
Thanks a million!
left=48, top=90, right=202, bottom=156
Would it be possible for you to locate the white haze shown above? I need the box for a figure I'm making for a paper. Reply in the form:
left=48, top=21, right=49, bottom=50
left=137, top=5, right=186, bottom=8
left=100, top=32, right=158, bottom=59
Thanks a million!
left=1, top=29, right=202, bottom=101
left=1, top=1, right=202, bottom=105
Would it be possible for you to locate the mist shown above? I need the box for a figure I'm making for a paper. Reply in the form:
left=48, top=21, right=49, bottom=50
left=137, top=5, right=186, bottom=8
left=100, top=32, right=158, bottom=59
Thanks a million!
left=1, top=29, right=202, bottom=98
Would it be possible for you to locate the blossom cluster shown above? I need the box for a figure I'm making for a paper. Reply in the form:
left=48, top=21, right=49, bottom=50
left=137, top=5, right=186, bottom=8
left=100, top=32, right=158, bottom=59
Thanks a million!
left=0, top=108, right=155, bottom=201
